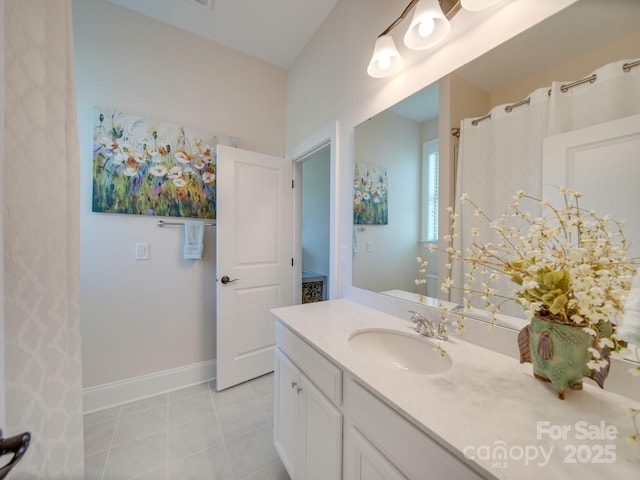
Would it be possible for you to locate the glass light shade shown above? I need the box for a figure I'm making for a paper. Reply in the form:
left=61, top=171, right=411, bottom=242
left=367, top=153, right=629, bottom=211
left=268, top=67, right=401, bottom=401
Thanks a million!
left=461, top=0, right=502, bottom=11
left=367, top=35, right=405, bottom=78
left=403, top=0, right=451, bottom=50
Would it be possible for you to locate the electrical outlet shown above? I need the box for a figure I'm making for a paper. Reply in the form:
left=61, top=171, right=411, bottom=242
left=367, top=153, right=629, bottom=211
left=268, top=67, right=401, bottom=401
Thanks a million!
left=135, top=242, right=149, bottom=260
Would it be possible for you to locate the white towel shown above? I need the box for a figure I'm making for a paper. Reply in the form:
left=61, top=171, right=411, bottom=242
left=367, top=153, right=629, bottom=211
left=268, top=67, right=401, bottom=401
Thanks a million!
left=619, top=273, right=640, bottom=346
left=184, top=220, right=204, bottom=259
left=352, top=225, right=359, bottom=253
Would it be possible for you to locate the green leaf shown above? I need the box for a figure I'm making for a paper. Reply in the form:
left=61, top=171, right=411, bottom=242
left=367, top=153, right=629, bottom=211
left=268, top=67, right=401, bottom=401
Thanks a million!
left=548, top=293, right=568, bottom=315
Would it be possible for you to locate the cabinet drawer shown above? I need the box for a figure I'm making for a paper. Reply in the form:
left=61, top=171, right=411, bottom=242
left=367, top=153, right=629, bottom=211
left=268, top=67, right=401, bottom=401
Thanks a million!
left=344, top=380, right=484, bottom=480
left=275, top=321, right=342, bottom=405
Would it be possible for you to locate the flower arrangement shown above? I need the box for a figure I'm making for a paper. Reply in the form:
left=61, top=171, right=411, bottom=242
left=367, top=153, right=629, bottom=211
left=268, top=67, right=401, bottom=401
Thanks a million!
left=439, top=187, right=638, bottom=371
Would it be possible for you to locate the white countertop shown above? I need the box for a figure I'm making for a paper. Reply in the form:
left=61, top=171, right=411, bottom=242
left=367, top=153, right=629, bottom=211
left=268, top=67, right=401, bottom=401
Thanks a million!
left=271, top=299, right=640, bottom=480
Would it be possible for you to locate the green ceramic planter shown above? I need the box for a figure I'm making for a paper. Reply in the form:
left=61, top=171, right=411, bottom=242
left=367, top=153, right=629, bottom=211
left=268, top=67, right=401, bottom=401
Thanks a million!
left=518, top=315, right=611, bottom=399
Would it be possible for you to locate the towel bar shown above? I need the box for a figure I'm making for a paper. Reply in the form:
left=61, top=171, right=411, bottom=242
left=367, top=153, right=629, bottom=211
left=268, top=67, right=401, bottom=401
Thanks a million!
left=157, top=220, right=216, bottom=227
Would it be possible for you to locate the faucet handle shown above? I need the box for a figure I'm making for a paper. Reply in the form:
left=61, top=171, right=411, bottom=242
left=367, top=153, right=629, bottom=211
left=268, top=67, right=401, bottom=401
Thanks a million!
left=408, top=310, right=434, bottom=335
left=437, top=321, right=448, bottom=341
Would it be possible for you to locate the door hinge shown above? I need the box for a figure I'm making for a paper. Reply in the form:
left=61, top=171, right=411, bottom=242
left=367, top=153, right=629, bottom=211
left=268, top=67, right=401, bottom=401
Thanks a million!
left=291, top=258, right=294, bottom=267
left=291, top=179, right=295, bottom=189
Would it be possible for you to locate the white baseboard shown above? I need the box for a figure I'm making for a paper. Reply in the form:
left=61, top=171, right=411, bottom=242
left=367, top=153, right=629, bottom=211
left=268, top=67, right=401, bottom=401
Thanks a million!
left=83, top=359, right=217, bottom=414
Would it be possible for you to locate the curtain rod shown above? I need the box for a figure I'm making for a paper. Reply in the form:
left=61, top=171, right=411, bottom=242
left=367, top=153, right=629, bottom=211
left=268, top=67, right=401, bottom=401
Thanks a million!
left=471, top=113, right=491, bottom=126
left=469, top=95, right=532, bottom=126
left=623, top=59, right=640, bottom=72
left=505, top=97, right=530, bottom=113
left=560, top=73, right=597, bottom=93
left=157, top=220, right=216, bottom=227
left=468, top=59, right=639, bottom=129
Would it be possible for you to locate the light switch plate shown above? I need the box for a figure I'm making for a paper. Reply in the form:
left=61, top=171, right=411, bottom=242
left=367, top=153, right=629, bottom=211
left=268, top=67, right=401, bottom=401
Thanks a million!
left=340, top=245, right=348, bottom=264
left=135, top=242, right=149, bottom=260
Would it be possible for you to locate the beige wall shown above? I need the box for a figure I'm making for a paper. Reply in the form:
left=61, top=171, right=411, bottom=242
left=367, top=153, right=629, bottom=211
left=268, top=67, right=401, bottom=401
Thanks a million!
left=74, top=0, right=286, bottom=389
left=490, top=31, right=640, bottom=107
left=421, top=117, right=439, bottom=143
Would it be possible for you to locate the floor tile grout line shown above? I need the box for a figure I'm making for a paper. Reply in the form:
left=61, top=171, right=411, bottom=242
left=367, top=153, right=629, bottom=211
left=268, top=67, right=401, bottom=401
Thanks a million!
left=118, top=393, right=168, bottom=419
left=99, top=404, right=122, bottom=480
left=254, top=386, right=271, bottom=421
left=85, top=377, right=276, bottom=479
left=166, top=391, right=170, bottom=480
left=237, top=458, right=287, bottom=480
left=167, top=411, right=219, bottom=431
left=251, top=391, right=270, bottom=425
left=222, top=421, right=274, bottom=446
left=248, top=374, right=274, bottom=426
left=209, top=385, right=238, bottom=480
left=166, top=439, right=227, bottom=471
left=167, top=381, right=214, bottom=405
left=107, top=408, right=170, bottom=451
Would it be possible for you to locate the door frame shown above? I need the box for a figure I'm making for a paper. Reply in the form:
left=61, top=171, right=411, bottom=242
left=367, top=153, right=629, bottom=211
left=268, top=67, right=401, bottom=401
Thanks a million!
left=0, top=0, right=5, bottom=426
left=286, top=122, right=338, bottom=303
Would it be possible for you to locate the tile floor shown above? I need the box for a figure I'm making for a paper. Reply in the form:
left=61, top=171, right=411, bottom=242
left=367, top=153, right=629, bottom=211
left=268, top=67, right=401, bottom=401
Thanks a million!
left=83, top=373, right=291, bottom=480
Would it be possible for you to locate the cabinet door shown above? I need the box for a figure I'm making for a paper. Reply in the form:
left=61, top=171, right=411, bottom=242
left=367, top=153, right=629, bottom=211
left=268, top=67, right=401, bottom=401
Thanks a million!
left=274, top=349, right=300, bottom=478
left=299, top=374, right=342, bottom=480
left=344, top=425, right=407, bottom=480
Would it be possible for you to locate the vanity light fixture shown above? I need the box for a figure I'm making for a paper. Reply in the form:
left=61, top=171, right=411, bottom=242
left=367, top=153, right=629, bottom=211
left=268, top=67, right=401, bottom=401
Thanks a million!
left=367, top=0, right=503, bottom=78
left=461, top=0, right=502, bottom=12
left=404, top=0, right=451, bottom=51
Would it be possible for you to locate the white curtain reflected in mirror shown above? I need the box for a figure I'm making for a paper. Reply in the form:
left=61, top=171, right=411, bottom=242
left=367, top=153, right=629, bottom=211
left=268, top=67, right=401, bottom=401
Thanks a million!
left=453, top=57, right=640, bottom=350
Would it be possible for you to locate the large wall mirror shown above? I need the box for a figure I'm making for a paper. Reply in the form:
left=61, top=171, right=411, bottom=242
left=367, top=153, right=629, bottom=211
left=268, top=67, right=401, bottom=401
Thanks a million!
left=352, top=0, right=640, bottom=334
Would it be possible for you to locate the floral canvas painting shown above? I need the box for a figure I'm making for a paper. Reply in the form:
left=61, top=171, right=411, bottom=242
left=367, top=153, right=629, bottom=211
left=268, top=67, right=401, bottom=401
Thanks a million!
left=353, top=163, right=388, bottom=225
left=92, top=107, right=238, bottom=219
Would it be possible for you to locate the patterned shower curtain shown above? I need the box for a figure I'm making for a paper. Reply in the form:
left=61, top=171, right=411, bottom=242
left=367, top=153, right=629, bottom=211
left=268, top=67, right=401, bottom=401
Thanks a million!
left=3, top=0, right=84, bottom=477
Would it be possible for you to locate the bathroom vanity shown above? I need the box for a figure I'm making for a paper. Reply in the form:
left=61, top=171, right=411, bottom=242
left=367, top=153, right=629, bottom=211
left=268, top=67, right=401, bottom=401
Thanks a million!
left=272, top=299, right=640, bottom=480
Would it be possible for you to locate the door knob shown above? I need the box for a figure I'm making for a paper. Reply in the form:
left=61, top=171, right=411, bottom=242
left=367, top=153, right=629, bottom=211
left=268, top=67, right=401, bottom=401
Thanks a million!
left=221, top=275, right=239, bottom=285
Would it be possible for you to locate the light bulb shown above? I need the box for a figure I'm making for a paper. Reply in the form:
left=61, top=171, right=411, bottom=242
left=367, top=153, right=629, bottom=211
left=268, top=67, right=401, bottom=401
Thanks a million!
left=378, top=54, right=392, bottom=71
left=367, top=34, right=404, bottom=78
left=404, top=0, right=451, bottom=50
left=418, top=18, right=435, bottom=38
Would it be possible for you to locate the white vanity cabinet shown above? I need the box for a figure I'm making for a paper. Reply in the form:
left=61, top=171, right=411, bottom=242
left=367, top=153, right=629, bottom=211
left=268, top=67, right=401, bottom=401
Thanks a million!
left=343, top=379, right=484, bottom=480
left=274, top=319, right=484, bottom=480
left=344, top=424, right=408, bottom=480
left=272, top=300, right=639, bottom=480
left=274, top=323, right=343, bottom=480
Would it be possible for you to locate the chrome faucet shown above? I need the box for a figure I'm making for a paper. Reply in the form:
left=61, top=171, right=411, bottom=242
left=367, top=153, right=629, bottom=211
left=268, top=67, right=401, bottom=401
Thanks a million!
left=408, top=311, right=448, bottom=340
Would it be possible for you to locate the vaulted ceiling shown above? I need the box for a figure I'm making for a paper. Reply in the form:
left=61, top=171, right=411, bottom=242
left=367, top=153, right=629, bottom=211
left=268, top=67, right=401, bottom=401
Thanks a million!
left=105, top=0, right=341, bottom=69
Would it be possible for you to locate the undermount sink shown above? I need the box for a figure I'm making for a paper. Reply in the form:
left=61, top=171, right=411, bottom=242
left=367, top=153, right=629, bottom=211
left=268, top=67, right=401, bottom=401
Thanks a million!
left=348, top=328, right=452, bottom=375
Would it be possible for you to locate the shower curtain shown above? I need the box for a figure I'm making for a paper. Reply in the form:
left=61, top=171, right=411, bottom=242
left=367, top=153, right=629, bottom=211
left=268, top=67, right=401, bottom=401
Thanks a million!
left=3, top=0, right=84, bottom=477
left=452, top=57, right=640, bottom=318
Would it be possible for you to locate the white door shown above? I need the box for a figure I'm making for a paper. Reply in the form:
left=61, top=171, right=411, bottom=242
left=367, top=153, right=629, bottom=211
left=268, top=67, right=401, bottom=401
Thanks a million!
left=216, top=145, right=293, bottom=390
left=543, top=113, right=640, bottom=259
